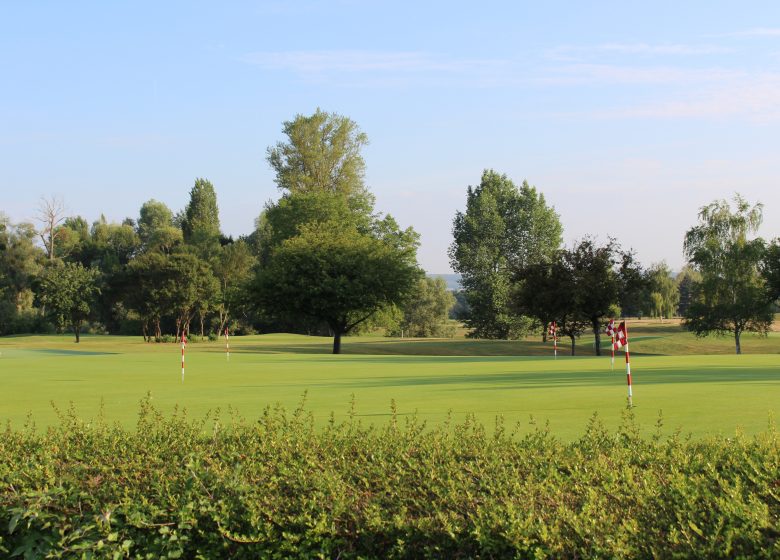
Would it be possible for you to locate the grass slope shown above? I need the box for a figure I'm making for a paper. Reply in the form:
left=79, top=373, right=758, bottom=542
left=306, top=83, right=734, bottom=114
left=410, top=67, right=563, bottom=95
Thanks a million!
left=1, top=324, right=778, bottom=440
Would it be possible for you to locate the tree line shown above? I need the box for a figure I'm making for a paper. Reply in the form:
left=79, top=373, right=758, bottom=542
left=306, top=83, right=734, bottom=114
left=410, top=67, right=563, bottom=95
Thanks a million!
left=449, top=173, right=779, bottom=355
left=0, top=110, right=453, bottom=352
left=2, top=110, right=778, bottom=353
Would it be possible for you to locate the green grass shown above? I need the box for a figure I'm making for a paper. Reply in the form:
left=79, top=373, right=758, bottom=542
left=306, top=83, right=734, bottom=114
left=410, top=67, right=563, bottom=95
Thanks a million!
left=1, top=325, right=778, bottom=440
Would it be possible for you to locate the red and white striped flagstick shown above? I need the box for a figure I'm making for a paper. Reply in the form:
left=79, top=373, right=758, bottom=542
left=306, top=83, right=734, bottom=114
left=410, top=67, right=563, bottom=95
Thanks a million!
left=225, top=326, right=230, bottom=361
left=180, top=332, right=187, bottom=383
left=553, top=324, right=557, bottom=360
left=611, top=334, right=615, bottom=371
left=624, top=322, right=633, bottom=407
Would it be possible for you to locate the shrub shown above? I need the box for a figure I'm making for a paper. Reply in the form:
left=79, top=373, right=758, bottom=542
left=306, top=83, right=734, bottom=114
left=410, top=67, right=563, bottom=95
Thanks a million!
left=0, top=401, right=777, bottom=558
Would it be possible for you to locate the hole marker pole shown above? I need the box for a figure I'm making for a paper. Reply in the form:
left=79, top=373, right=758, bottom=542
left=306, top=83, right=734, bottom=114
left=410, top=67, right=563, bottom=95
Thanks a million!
left=181, top=332, right=186, bottom=383
left=624, top=323, right=632, bottom=407
left=225, top=326, right=230, bottom=361
left=611, top=335, right=615, bottom=371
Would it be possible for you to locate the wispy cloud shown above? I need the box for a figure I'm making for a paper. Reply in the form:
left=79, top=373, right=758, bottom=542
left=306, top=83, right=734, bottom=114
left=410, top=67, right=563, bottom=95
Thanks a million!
left=548, top=42, right=733, bottom=61
left=243, top=50, right=509, bottom=86
left=537, top=63, right=740, bottom=86
left=590, top=73, right=780, bottom=123
left=717, top=27, right=780, bottom=38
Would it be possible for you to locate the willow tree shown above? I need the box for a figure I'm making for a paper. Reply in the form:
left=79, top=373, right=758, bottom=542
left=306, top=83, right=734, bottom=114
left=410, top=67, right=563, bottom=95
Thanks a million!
left=683, top=195, right=773, bottom=354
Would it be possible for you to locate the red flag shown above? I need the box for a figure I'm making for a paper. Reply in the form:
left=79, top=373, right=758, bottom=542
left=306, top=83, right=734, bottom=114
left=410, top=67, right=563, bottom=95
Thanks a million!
left=613, top=321, right=627, bottom=350
left=548, top=321, right=557, bottom=337
left=605, top=319, right=615, bottom=337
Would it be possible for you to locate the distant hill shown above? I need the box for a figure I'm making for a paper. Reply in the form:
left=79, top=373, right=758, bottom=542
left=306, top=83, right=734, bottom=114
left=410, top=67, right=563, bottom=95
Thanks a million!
left=427, top=273, right=462, bottom=291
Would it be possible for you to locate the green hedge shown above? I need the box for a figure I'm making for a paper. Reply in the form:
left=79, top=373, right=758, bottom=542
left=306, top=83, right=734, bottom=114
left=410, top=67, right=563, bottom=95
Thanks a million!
left=1, top=398, right=778, bottom=559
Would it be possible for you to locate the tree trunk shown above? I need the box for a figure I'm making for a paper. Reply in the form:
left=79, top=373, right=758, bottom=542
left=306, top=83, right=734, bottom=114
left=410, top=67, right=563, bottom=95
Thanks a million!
left=542, top=321, right=548, bottom=343
left=74, top=322, right=80, bottom=343
left=570, top=334, right=576, bottom=356
left=592, top=319, right=602, bottom=356
left=332, top=330, right=342, bottom=354
left=200, top=314, right=205, bottom=339
left=735, top=329, right=742, bottom=355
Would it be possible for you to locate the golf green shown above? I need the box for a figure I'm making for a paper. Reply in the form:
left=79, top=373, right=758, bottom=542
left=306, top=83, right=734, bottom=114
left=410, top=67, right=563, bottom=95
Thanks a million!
left=1, top=333, right=778, bottom=440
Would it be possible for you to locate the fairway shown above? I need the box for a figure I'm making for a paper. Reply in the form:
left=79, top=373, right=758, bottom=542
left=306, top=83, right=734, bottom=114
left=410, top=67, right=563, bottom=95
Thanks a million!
left=1, top=331, right=778, bottom=440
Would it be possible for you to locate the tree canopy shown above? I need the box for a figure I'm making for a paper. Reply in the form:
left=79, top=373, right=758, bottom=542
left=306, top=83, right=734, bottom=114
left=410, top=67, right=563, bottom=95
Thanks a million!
left=683, top=194, right=774, bottom=354
left=450, top=170, right=562, bottom=339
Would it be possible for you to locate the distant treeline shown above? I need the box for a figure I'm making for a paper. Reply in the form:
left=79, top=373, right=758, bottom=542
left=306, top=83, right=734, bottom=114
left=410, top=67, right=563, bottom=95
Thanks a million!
left=2, top=110, right=778, bottom=353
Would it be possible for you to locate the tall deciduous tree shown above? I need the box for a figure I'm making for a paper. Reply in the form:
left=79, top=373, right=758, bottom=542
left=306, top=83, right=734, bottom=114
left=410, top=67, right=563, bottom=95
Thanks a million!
left=253, top=223, right=420, bottom=354
left=138, top=200, right=182, bottom=253
left=267, top=108, right=370, bottom=199
left=0, top=215, right=45, bottom=334
left=37, top=262, right=100, bottom=342
left=449, top=170, right=562, bottom=339
left=616, top=250, right=647, bottom=318
left=566, top=238, right=618, bottom=356
left=683, top=195, right=773, bottom=354
left=182, top=178, right=221, bottom=256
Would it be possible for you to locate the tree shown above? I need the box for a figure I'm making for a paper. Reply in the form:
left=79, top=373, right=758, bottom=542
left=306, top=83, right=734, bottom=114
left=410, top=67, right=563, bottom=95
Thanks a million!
left=683, top=195, right=773, bottom=354
left=253, top=223, right=420, bottom=354
left=675, top=265, right=701, bottom=317
left=267, top=108, right=370, bottom=199
left=644, top=262, right=679, bottom=320
left=36, top=195, right=67, bottom=261
left=450, top=170, right=562, bottom=339
left=763, top=238, right=780, bottom=302
left=567, top=238, right=619, bottom=356
left=138, top=200, right=182, bottom=253
left=211, top=240, right=257, bottom=335
left=182, top=178, right=221, bottom=256
left=616, top=250, right=647, bottom=318
left=0, top=215, right=45, bottom=334
left=397, top=277, right=456, bottom=338
left=37, top=262, right=100, bottom=342
left=515, top=256, right=589, bottom=355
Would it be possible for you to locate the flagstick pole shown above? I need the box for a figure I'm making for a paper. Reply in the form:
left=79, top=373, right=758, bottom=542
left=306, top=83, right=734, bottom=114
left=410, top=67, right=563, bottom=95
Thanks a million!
left=553, top=322, right=557, bottom=360
left=225, top=327, right=230, bottom=361
left=625, top=323, right=632, bottom=407
left=181, top=333, right=186, bottom=383
left=611, top=335, right=615, bottom=371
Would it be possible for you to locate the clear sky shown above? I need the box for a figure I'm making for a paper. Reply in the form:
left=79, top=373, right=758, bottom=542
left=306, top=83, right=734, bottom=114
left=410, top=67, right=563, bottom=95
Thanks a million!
left=2, top=1, right=779, bottom=272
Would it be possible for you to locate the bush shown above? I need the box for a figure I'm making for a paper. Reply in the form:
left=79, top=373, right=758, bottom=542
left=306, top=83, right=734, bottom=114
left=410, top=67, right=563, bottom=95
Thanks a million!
left=0, top=401, right=778, bottom=558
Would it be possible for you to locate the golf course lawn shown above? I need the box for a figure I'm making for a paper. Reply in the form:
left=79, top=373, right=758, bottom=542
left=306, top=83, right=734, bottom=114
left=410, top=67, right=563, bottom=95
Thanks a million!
left=1, top=330, right=778, bottom=440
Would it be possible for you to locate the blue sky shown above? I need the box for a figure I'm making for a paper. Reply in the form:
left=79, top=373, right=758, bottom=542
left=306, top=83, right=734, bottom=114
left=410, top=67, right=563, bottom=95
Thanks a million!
left=2, top=1, right=779, bottom=272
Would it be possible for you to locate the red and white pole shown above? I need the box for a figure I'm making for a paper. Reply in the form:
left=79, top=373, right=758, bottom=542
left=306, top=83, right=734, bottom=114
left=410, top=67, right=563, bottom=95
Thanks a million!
left=625, top=324, right=632, bottom=407
left=225, top=326, right=230, bottom=361
left=181, top=332, right=186, bottom=383
left=553, top=322, right=557, bottom=360
left=611, top=335, right=615, bottom=371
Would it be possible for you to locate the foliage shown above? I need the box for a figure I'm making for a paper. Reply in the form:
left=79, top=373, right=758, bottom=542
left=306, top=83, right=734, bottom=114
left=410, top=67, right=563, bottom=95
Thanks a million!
left=121, top=251, right=217, bottom=341
left=515, top=254, right=590, bottom=355
left=616, top=250, right=647, bottom=318
left=450, top=170, right=562, bottom=339
left=138, top=200, right=182, bottom=254
left=36, top=262, right=100, bottom=342
left=0, top=215, right=45, bottom=335
left=395, top=277, right=456, bottom=338
left=182, top=178, right=221, bottom=255
left=683, top=195, right=774, bottom=354
left=675, top=265, right=701, bottom=317
left=267, top=108, right=370, bottom=199
left=0, top=402, right=778, bottom=558
left=763, top=238, right=780, bottom=302
left=644, top=262, right=679, bottom=319
left=566, top=238, right=619, bottom=356
left=252, top=223, right=421, bottom=353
